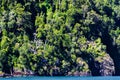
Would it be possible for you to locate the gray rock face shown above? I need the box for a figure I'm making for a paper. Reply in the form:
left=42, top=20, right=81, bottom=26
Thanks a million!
left=67, top=71, right=91, bottom=76
left=95, top=54, right=115, bottom=76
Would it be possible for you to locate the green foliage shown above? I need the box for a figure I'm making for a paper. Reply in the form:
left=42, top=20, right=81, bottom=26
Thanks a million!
left=0, top=0, right=120, bottom=76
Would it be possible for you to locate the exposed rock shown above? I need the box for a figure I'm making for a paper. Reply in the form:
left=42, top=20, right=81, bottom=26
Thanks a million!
left=67, top=54, right=114, bottom=76
left=95, top=54, right=115, bottom=76
left=12, top=68, right=35, bottom=77
left=74, top=71, right=91, bottom=76
left=67, top=71, right=91, bottom=76
left=13, top=72, right=24, bottom=77
left=0, top=71, right=4, bottom=77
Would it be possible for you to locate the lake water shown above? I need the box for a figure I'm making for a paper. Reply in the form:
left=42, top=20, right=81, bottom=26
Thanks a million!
left=0, top=76, right=120, bottom=80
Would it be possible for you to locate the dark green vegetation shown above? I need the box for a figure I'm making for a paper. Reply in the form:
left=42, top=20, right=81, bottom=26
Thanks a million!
left=0, top=0, right=120, bottom=76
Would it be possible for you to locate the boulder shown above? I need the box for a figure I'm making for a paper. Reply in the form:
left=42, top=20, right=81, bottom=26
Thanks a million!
left=95, top=54, right=115, bottom=76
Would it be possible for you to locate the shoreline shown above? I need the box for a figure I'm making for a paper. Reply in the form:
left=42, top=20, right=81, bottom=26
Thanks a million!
left=0, top=73, right=36, bottom=78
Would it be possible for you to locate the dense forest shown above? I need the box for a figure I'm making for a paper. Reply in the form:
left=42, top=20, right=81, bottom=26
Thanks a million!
left=0, top=0, right=120, bottom=76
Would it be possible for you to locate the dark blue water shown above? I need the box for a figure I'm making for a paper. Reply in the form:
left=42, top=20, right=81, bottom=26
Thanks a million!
left=0, top=76, right=120, bottom=80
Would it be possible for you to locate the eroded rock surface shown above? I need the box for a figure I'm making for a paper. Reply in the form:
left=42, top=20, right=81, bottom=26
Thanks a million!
left=95, top=54, right=115, bottom=76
